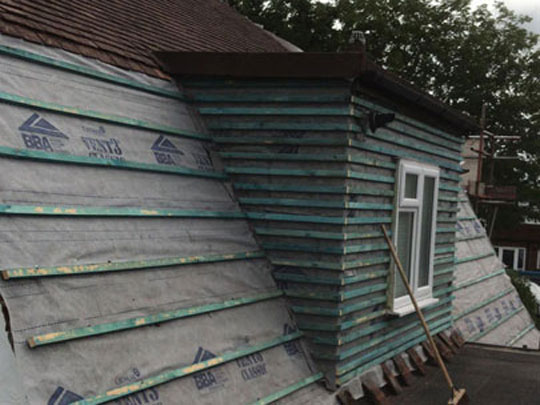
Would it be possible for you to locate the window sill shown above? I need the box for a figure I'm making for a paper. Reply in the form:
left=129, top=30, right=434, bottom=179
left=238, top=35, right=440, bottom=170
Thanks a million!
left=389, top=297, right=439, bottom=318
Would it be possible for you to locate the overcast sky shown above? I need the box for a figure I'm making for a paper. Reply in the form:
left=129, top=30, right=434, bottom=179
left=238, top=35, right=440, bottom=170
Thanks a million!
left=471, top=0, right=540, bottom=34
left=314, top=1, right=540, bottom=35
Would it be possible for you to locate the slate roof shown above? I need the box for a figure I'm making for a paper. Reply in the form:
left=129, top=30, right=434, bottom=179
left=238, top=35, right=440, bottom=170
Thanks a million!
left=0, top=0, right=289, bottom=78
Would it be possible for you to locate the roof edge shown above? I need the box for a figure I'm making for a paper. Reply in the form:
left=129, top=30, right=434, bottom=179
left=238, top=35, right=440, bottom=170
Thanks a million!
left=155, top=51, right=479, bottom=133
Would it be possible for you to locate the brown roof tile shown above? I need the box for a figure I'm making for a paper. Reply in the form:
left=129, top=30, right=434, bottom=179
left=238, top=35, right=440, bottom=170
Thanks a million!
left=0, top=0, right=289, bottom=77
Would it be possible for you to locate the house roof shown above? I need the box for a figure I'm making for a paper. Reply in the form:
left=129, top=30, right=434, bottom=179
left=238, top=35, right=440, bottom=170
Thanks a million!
left=0, top=0, right=289, bottom=78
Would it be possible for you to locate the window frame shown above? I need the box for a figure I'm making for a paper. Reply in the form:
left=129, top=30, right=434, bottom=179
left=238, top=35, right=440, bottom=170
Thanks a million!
left=494, top=245, right=526, bottom=270
left=391, top=160, right=440, bottom=313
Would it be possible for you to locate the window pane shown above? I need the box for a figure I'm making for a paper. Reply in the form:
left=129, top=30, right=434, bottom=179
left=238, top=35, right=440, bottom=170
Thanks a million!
left=405, top=173, right=418, bottom=198
left=518, top=249, right=525, bottom=270
left=395, top=211, right=414, bottom=298
left=418, top=176, right=435, bottom=287
left=502, top=249, right=514, bottom=268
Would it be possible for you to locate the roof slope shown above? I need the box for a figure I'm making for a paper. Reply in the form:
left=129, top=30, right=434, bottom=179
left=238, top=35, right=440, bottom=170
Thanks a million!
left=0, top=0, right=288, bottom=78
left=0, top=36, right=328, bottom=404
left=452, top=193, right=540, bottom=347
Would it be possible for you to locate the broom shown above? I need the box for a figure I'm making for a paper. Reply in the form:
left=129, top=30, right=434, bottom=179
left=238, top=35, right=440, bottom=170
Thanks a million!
left=381, top=225, right=469, bottom=405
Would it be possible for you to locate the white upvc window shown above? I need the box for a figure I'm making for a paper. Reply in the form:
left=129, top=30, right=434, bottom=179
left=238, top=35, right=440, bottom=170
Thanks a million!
left=494, top=246, right=526, bottom=270
left=391, top=160, right=440, bottom=315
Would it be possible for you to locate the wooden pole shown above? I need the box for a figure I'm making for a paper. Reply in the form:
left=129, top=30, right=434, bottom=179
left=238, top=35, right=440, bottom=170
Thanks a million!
left=381, top=225, right=456, bottom=392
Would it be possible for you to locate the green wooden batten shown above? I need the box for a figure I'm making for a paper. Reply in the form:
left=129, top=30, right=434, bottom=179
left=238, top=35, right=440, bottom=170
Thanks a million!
left=351, top=140, right=463, bottom=173
left=292, top=297, right=387, bottom=317
left=435, top=246, right=456, bottom=255
left=213, top=135, right=464, bottom=173
left=456, top=216, right=477, bottom=221
left=27, top=290, right=282, bottom=348
left=437, top=216, right=458, bottom=224
left=247, top=372, right=324, bottom=405
left=469, top=306, right=524, bottom=342
left=453, top=287, right=514, bottom=321
left=437, top=206, right=460, bottom=213
left=0, top=204, right=245, bottom=219
left=298, top=310, right=386, bottom=331
left=315, top=308, right=452, bottom=360
left=351, top=96, right=463, bottom=145
left=439, top=183, right=462, bottom=192
left=198, top=106, right=356, bottom=116
left=225, top=167, right=395, bottom=184
left=246, top=212, right=391, bottom=225
left=454, top=268, right=506, bottom=291
left=365, top=131, right=462, bottom=163
left=1, top=250, right=264, bottom=280
left=71, top=331, right=303, bottom=405
left=284, top=283, right=387, bottom=302
left=0, top=45, right=185, bottom=100
left=313, top=297, right=454, bottom=345
left=377, top=120, right=462, bottom=153
left=433, top=285, right=456, bottom=297
left=439, top=195, right=459, bottom=202
left=335, top=321, right=451, bottom=385
left=239, top=198, right=393, bottom=211
left=0, top=91, right=209, bottom=141
left=506, top=324, right=536, bottom=346
left=262, top=242, right=389, bottom=255
left=199, top=92, right=461, bottom=152
left=208, top=121, right=361, bottom=132
left=200, top=101, right=462, bottom=153
left=0, top=145, right=225, bottom=179
left=286, top=275, right=451, bottom=316
left=276, top=270, right=386, bottom=286
left=214, top=136, right=351, bottom=146
left=335, top=315, right=452, bottom=376
left=434, top=256, right=455, bottom=266
left=220, top=152, right=396, bottom=169
left=254, top=228, right=390, bottom=241
left=273, top=271, right=388, bottom=287
left=234, top=182, right=394, bottom=196
left=270, top=256, right=390, bottom=271
left=437, top=227, right=457, bottom=234
left=456, top=233, right=485, bottom=242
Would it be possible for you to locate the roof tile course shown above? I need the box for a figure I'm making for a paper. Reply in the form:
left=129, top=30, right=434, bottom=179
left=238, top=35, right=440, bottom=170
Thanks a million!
left=0, top=0, right=288, bottom=78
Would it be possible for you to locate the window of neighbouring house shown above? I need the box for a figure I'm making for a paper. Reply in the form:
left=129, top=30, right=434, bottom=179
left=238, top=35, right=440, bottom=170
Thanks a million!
left=392, top=160, right=440, bottom=315
left=494, top=246, right=526, bottom=270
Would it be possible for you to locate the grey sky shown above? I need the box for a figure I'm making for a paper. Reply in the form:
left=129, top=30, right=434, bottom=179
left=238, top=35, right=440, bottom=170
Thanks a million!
left=471, top=0, right=540, bottom=34
left=315, top=1, right=540, bottom=35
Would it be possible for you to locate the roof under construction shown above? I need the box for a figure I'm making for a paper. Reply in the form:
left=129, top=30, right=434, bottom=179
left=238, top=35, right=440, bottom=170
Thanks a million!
left=0, top=1, right=538, bottom=404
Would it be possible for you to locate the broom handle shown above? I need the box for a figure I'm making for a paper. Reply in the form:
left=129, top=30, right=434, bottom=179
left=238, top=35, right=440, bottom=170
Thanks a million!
left=381, top=225, right=456, bottom=391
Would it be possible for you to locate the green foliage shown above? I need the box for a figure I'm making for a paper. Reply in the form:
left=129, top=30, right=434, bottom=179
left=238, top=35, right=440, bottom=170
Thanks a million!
left=506, top=269, right=540, bottom=329
left=229, top=1, right=540, bottom=221
left=229, top=0, right=341, bottom=51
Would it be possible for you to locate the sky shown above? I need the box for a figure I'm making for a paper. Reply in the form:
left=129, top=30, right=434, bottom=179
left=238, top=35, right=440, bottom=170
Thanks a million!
left=471, top=0, right=540, bottom=34
left=314, top=0, right=540, bottom=35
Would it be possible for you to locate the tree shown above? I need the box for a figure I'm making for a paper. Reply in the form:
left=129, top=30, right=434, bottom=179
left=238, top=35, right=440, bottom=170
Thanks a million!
left=229, top=0, right=340, bottom=51
left=229, top=0, right=540, bottom=226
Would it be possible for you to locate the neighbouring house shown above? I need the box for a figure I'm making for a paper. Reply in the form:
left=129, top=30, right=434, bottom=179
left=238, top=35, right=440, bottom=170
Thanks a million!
left=0, top=1, right=538, bottom=404
left=462, top=134, right=540, bottom=271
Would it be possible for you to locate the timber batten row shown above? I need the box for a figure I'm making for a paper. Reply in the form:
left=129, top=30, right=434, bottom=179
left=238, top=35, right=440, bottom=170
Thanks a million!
left=184, top=77, right=463, bottom=387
